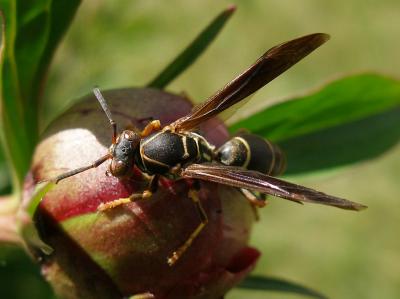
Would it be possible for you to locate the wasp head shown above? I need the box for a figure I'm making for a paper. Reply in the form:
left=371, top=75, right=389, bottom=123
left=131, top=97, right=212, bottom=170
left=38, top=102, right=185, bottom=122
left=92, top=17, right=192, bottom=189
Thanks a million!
left=109, top=130, right=141, bottom=177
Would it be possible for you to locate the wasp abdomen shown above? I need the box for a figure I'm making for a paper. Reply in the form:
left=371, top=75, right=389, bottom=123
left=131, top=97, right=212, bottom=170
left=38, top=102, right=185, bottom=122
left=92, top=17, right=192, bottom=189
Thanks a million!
left=216, top=133, right=286, bottom=176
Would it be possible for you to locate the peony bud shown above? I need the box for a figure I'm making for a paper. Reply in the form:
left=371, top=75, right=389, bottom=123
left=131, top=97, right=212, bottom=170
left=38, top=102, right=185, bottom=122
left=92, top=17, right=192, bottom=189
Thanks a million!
left=23, top=88, right=259, bottom=299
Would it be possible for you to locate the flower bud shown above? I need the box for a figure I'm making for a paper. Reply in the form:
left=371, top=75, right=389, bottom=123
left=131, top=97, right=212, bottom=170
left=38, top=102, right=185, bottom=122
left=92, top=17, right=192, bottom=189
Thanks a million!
left=23, top=88, right=259, bottom=299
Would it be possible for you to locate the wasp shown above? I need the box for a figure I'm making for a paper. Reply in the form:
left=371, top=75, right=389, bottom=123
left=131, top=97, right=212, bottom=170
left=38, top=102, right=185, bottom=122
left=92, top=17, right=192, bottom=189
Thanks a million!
left=51, top=33, right=367, bottom=266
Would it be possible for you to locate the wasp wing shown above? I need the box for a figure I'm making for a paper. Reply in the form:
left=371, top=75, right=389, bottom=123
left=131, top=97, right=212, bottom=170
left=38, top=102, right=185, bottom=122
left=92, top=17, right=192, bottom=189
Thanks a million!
left=170, top=33, right=330, bottom=132
left=181, top=163, right=367, bottom=211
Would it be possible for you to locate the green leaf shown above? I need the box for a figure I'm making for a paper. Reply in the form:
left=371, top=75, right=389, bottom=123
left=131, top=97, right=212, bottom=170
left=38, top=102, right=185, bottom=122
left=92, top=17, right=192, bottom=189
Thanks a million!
left=0, top=141, right=11, bottom=195
left=229, top=73, right=400, bottom=175
left=147, top=5, right=236, bottom=89
left=0, top=0, right=81, bottom=190
left=18, top=181, right=55, bottom=255
left=0, top=246, right=56, bottom=299
left=25, top=181, right=55, bottom=218
left=238, top=275, right=327, bottom=299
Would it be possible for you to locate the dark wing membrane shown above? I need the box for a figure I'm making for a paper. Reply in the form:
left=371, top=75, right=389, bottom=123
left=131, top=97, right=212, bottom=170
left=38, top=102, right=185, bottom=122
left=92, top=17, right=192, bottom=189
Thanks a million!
left=181, top=163, right=367, bottom=211
left=170, top=33, right=330, bottom=132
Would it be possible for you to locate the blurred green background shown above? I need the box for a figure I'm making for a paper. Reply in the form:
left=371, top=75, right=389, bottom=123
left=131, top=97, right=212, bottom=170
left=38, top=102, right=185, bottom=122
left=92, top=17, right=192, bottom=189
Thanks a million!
left=2, top=0, right=400, bottom=298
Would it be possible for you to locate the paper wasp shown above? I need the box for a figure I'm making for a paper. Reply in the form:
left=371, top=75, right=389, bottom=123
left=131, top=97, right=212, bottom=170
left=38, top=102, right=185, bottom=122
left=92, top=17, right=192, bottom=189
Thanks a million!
left=50, top=33, right=367, bottom=266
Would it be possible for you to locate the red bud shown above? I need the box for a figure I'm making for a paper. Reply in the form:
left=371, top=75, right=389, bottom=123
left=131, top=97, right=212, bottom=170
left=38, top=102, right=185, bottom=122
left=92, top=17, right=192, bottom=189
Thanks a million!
left=23, top=88, right=259, bottom=299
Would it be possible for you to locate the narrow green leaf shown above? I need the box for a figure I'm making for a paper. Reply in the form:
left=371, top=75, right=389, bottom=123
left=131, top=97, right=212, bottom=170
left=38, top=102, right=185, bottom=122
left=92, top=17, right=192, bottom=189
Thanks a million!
left=238, top=275, right=327, bottom=299
left=0, top=5, right=31, bottom=191
left=0, top=1, right=80, bottom=190
left=147, top=5, right=236, bottom=89
left=18, top=181, right=55, bottom=255
left=25, top=181, right=55, bottom=217
left=34, top=0, right=81, bottom=109
left=0, top=141, right=11, bottom=195
left=229, top=73, right=400, bottom=175
left=0, top=29, right=9, bottom=196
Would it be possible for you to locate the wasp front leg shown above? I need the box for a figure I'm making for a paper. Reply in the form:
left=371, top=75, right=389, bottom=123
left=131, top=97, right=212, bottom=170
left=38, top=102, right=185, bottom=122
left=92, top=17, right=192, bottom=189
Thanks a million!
left=97, top=175, right=159, bottom=211
left=140, top=120, right=161, bottom=137
left=167, top=188, right=208, bottom=266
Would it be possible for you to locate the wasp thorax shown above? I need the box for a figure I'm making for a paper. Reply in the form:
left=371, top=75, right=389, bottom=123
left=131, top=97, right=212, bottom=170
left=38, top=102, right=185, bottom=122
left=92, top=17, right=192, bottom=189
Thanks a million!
left=109, top=130, right=141, bottom=177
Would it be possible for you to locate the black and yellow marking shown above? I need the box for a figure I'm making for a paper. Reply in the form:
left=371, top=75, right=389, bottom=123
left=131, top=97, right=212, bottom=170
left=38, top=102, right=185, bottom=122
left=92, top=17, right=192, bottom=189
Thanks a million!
left=182, top=136, right=190, bottom=159
left=138, top=131, right=195, bottom=174
left=233, top=136, right=251, bottom=168
left=216, top=132, right=285, bottom=176
left=187, top=132, right=215, bottom=163
left=137, top=131, right=216, bottom=175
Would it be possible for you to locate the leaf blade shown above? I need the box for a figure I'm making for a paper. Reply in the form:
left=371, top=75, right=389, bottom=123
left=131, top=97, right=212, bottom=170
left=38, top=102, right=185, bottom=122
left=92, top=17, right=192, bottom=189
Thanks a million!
left=18, top=181, right=55, bottom=255
left=238, top=275, right=327, bottom=299
left=147, top=5, right=236, bottom=89
left=280, top=107, right=400, bottom=174
left=0, top=0, right=81, bottom=190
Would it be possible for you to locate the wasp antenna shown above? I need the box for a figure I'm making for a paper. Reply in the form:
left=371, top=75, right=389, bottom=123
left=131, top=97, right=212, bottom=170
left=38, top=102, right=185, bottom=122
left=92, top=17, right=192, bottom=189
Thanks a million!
left=51, top=154, right=111, bottom=184
left=93, top=87, right=118, bottom=144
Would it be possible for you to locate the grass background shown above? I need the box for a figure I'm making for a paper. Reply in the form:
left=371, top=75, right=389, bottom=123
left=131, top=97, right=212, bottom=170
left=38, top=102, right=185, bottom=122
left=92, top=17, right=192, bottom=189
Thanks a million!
left=2, top=1, right=400, bottom=298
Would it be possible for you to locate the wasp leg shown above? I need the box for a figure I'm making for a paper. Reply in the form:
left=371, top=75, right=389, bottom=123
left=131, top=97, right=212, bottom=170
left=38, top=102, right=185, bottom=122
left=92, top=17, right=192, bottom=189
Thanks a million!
left=97, top=175, right=159, bottom=211
left=239, top=188, right=269, bottom=221
left=125, top=117, right=155, bottom=134
left=140, top=120, right=161, bottom=137
left=240, top=188, right=267, bottom=207
left=167, top=188, right=208, bottom=266
left=129, top=292, right=155, bottom=299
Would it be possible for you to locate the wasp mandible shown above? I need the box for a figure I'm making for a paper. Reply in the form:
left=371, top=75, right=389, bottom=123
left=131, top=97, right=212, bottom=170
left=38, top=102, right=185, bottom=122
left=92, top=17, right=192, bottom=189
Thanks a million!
left=50, top=33, right=367, bottom=266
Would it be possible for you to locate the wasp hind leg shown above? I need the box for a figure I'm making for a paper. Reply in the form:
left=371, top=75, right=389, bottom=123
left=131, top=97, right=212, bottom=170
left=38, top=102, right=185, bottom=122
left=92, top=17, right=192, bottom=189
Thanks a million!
left=167, top=188, right=208, bottom=266
left=240, top=188, right=269, bottom=221
left=129, top=292, right=155, bottom=299
left=97, top=175, right=159, bottom=211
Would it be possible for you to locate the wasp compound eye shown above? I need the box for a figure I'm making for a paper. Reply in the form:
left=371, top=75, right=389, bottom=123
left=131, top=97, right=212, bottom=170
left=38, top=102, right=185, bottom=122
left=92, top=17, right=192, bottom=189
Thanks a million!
left=110, top=159, right=129, bottom=177
left=121, top=130, right=141, bottom=143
